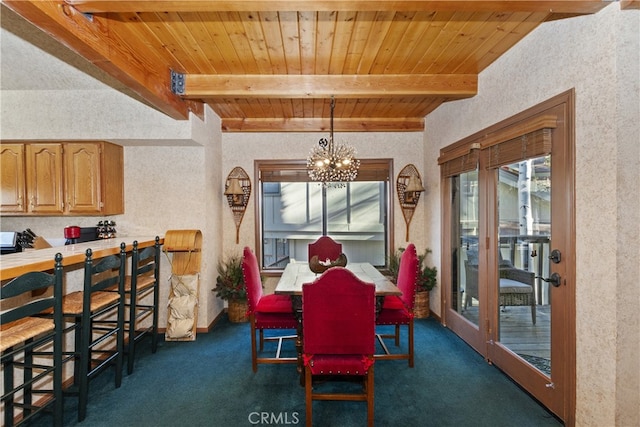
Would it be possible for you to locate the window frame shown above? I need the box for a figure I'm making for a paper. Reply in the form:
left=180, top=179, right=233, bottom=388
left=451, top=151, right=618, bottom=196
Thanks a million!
left=254, top=159, right=394, bottom=273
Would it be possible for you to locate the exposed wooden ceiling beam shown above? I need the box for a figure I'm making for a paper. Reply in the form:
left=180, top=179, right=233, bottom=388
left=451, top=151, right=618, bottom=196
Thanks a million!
left=221, top=117, right=425, bottom=132
left=620, top=0, right=639, bottom=9
left=3, top=0, right=196, bottom=120
left=67, top=0, right=611, bottom=14
left=178, top=74, right=477, bottom=99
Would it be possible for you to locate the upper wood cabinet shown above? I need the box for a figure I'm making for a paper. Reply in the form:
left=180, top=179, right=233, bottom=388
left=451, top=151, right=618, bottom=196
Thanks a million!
left=1, top=144, right=27, bottom=213
left=0, top=141, right=124, bottom=216
left=26, top=143, right=64, bottom=214
left=64, top=142, right=124, bottom=215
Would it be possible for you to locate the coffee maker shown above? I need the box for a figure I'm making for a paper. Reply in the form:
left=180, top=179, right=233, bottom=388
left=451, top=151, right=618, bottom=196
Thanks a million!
left=64, top=226, right=81, bottom=245
left=64, top=226, right=98, bottom=245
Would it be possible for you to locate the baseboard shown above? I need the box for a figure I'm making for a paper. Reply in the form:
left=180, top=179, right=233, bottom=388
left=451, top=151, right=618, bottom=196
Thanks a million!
left=157, top=309, right=227, bottom=335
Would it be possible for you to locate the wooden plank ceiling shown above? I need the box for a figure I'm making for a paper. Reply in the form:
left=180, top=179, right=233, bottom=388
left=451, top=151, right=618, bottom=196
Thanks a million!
left=3, top=1, right=611, bottom=132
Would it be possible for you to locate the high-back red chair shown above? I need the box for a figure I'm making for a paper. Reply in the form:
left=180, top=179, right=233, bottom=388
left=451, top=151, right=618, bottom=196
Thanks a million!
left=302, top=267, right=376, bottom=427
left=375, top=243, right=419, bottom=367
left=308, top=236, right=342, bottom=262
left=242, top=247, right=297, bottom=372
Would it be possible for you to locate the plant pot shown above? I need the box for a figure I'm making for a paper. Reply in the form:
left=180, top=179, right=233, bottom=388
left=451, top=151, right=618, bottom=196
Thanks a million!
left=227, top=299, right=248, bottom=323
left=413, top=290, right=430, bottom=318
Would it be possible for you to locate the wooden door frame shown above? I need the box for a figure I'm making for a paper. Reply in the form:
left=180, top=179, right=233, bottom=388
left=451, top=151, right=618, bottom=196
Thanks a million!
left=440, top=89, right=576, bottom=424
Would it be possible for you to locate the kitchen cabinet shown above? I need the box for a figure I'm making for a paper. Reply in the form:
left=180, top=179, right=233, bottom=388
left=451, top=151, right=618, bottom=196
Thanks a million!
left=26, top=143, right=64, bottom=214
left=1, top=143, right=26, bottom=213
left=0, top=143, right=63, bottom=214
left=0, top=141, right=123, bottom=216
left=64, top=142, right=123, bottom=215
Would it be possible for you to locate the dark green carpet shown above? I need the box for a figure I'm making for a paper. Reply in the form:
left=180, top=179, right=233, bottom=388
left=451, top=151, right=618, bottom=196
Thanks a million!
left=36, top=317, right=562, bottom=426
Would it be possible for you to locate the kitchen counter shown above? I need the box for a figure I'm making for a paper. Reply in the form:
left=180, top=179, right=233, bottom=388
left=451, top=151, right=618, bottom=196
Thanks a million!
left=1, top=236, right=163, bottom=281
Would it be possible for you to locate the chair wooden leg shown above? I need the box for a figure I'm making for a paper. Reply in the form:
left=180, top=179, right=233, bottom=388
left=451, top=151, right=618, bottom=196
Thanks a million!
left=78, top=318, right=90, bottom=422
left=53, top=328, right=63, bottom=427
left=408, top=320, right=414, bottom=368
left=4, top=352, right=15, bottom=427
left=23, top=342, right=34, bottom=420
left=366, top=365, right=375, bottom=427
left=127, top=299, right=136, bottom=375
left=394, top=325, right=400, bottom=346
left=251, top=319, right=258, bottom=373
left=152, top=286, right=159, bottom=353
left=116, top=300, right=125, bottom=388
left=305, top=366, right=313, bottom=427
left=259, top=329, right=265, bottom=351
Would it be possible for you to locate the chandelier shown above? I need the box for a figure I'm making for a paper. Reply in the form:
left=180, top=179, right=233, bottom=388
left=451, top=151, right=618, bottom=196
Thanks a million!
left=307, top=97, right=360, bottom=187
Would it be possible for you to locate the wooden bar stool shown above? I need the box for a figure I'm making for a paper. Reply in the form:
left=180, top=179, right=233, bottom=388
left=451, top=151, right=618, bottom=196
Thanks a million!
left=60, top=244, right=126, bottom=422
left=121, top=238, right=161, bottom=374
left=1, top=253, right=64, bottom=427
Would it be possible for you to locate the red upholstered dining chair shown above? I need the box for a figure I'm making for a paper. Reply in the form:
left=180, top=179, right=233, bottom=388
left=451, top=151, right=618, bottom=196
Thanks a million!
left=242, top=247, right=297, bottom=372
left=375, top=243, right=419, bottom=367
left=308, top=235, right=342, bottom=262
left=302, top=267, right=376, bottom=427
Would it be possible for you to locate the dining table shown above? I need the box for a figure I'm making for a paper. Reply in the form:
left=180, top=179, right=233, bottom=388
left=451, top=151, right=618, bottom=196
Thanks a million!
left=274, top=261, right=401, bottom=384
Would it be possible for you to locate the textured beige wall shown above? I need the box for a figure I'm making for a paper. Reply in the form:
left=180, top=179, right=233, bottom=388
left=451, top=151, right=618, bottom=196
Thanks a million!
left=121, top=105, right=224, bottom=330
left=614, top=5, right=640, bottom=427
left=424, top=4, right=639, bottom=425
left=0, top=90, right=191, bottom=142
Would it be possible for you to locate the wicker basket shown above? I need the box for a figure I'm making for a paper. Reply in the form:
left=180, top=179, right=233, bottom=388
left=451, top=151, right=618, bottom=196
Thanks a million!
left=413, top=291, right=430, bottom=318
left=227, top=300, right=248, bottom=323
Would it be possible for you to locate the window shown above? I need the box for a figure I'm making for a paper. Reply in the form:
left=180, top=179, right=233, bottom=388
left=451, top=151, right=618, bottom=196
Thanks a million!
left=257, top=159, right=392, bottom=270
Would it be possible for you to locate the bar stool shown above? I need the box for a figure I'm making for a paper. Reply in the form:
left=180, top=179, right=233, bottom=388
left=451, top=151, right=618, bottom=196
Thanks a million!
left=121, top=238, right=161, bottom=374
left=1, top=253, right=64, bottom=427
left=60, top=244, right=126, bottom=422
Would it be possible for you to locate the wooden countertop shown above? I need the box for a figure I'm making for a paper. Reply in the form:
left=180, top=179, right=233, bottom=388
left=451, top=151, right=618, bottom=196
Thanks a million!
left=1, top=236, right=163, bottom=281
